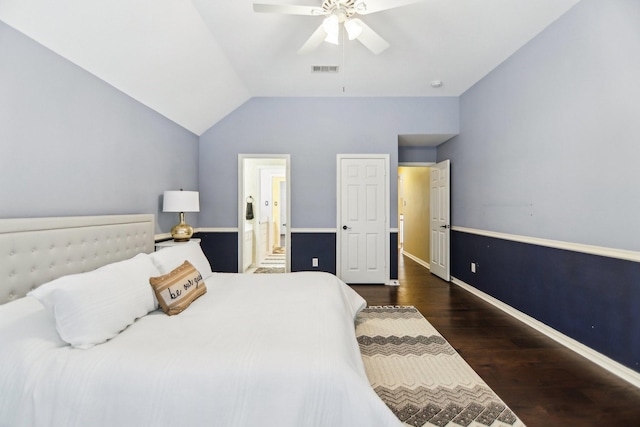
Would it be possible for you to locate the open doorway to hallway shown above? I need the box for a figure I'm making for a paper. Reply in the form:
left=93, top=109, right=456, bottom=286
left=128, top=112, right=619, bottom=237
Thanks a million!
left=238, top=155, right=290, bottom=274
left=398, top=165, right=432, bottom=270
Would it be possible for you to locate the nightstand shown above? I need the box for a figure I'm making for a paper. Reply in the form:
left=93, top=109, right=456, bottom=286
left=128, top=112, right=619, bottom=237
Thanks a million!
left=155, top=238, right=201, bottom=251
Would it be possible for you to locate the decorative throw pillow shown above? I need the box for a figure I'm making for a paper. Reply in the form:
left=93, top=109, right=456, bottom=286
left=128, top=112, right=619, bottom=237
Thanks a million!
left=149, top=260, right=207, bottom=315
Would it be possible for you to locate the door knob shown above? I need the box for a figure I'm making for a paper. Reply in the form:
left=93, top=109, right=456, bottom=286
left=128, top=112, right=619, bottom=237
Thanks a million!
left=342, top=225, right=351, bottom=230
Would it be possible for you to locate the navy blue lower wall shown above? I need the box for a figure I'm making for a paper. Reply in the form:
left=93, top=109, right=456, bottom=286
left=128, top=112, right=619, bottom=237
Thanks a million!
left=291, top=233, right=336, bottom=274
left=196, top=231, right=238, bottom=273
left=291, top=232, right=398, bottom=280
left=452, top=230, right=640, bottom=373
left=390, top=232, right=398, bottom=280
left=198, top=230, right=398, bottom=280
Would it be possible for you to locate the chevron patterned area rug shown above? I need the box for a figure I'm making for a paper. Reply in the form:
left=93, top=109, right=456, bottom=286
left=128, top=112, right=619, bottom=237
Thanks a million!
left=355, top=306, right=526, bottom=427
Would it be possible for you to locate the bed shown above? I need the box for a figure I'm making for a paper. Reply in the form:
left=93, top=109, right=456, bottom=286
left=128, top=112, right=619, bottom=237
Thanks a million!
left=0, top=215, right=401, bottom=427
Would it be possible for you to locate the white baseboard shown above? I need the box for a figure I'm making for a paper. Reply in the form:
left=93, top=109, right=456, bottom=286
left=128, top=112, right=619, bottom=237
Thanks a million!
left=451, top=276, right=640, bottom=389
left=401, top=251, right=430, bottom=270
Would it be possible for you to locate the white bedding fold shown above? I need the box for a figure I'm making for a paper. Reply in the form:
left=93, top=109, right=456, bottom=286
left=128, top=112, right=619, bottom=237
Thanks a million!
left=0, top=271, right=401, bottom=427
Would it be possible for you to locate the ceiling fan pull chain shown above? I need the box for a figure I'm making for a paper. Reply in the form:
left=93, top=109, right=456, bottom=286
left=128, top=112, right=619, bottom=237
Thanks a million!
left=342, top=25, right=347, bottom=93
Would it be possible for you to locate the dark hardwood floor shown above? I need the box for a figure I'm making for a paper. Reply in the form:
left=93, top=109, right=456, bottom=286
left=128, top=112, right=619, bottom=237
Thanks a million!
left=350, top=253, right=640, bottom=427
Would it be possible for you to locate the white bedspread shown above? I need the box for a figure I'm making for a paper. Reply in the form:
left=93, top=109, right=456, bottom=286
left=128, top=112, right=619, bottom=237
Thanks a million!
left=0, top=272, right=401, bottom=427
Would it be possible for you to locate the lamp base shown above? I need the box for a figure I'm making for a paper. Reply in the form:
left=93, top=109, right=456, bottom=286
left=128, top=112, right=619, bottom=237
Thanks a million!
left=171, top=212, right=194, bottom=242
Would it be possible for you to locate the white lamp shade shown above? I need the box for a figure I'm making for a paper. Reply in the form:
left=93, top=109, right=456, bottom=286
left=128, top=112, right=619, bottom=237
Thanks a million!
left=163, top=191, right=200, bottom=212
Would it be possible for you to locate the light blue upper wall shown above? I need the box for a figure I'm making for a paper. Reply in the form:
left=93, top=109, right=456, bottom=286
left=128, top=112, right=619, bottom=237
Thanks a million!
left=0, top=22, right=199, bottom=234
left=438, top=0, right=640, bottom=251
left=198, top=96, right=459, bottom=229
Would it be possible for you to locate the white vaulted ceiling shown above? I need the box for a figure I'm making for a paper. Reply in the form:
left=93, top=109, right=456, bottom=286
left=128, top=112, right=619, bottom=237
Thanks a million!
left=0, top=0, right=581, bottom=135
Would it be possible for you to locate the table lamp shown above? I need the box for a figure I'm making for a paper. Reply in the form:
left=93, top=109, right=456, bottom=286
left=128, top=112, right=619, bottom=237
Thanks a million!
left=163, top=190, right=199, bottom=241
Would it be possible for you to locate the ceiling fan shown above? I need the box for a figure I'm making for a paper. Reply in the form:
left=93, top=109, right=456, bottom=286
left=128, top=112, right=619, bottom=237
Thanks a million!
left=253, top=0, right=424, bottom=55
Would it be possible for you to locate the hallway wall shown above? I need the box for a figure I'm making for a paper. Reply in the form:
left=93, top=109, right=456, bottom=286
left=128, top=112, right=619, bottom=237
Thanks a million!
left=398, top=166, right=431, bottom=264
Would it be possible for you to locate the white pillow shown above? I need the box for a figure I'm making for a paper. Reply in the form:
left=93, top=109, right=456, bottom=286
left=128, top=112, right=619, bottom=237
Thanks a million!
left=28, top=253, right=160, bottom=349
left=149, top=242, right=213, bottom=278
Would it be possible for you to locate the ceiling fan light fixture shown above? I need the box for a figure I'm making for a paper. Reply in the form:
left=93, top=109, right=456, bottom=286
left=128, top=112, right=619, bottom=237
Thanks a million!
left=344, top=19, right=362, bottom=40
left=324, top=30, right=340, bottom=45
left=322, top=14, right=339, bottom=33
left=322, top=14, right=340, bottom=45
left=253, top=0, right=402, bottom=55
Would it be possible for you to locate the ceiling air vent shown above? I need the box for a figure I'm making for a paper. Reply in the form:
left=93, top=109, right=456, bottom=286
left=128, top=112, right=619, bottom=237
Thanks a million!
left=311, top=65, right=339, bottom=73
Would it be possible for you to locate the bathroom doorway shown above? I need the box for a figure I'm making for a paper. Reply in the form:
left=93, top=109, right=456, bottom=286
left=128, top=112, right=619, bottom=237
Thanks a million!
left=238, top=155, right=290, bottom=273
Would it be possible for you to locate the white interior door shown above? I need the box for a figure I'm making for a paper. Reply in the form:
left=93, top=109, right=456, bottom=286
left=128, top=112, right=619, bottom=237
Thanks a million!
left=338, top=156, right=388, bottom=284
left=430, top=159, right=450, bottom=281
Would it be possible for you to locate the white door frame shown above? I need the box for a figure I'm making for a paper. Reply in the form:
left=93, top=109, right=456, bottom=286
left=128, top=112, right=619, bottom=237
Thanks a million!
left=238, top=154, right=291, bottom=273
left=336, top=154, right=390, bottom=284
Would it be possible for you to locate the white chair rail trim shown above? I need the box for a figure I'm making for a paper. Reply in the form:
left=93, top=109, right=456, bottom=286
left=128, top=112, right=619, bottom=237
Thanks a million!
left=173, top=227, right=400, bottom=237
left=155, top=227, right=343, bottom=241
left=452, top=226, right=640, bottom=263
left=290, top=228, right=337, bottom=233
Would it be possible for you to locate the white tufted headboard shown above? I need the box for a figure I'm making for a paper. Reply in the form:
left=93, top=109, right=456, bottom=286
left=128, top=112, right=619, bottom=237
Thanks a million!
left=0, top=214, right=155, bottom=305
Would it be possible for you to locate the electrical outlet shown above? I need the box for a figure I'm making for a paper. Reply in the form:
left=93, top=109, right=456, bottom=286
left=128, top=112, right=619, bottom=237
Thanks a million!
left=312, top=258, right=319, bottom=267
left=471, top=262, right=476, bottom=273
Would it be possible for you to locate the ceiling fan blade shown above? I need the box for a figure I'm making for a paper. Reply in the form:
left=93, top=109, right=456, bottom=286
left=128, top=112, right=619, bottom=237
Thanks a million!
left=253, top=3, right=324, bottom=16
left=297, top=24, right=328, bottom=55
left=352, top=19, right=389, bottom=54
left=354, top=0, right=424, bottom=15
